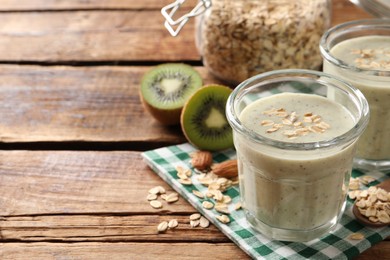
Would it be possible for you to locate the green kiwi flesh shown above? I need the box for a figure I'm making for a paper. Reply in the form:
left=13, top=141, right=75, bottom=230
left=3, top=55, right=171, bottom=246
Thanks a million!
left=181, top=84, right=233, bottom=151
left=140, top=63, right=203, bottom=125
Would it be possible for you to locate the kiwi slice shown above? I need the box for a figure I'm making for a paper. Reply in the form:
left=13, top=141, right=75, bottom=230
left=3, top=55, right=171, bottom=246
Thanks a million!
left=140, top=63, right=203, bottom=125
left=181, top=84, right=233, bottom=151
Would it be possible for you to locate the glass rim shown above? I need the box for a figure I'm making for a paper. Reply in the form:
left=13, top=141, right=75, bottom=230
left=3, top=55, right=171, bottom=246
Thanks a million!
left=226, top=69, right=370, bottom=151
left=319, top=18, right=390, bottom=75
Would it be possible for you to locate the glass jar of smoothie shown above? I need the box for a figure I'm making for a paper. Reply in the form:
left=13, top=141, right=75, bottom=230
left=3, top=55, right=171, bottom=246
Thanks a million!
left=226, top=70, right=369, bottom=242
left=320, top=19, right=390, bottom=171
left=162, top=0, right=332, bottom=85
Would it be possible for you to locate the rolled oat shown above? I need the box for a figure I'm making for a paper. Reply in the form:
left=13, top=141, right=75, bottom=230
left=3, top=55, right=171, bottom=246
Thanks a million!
left=196, top=0, right=331, bottom=83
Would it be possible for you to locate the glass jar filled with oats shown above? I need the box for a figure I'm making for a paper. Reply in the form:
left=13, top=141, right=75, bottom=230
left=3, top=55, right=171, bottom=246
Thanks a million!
left=194, top=0, right=332, bottom=84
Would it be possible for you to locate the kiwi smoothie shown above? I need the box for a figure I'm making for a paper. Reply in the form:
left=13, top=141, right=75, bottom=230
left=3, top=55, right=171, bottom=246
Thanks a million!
left=323, top=35, right=390, bottom=162
left=235, top=93, right=357, bottom=240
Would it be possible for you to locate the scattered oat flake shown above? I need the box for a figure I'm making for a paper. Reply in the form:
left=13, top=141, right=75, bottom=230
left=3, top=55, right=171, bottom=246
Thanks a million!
left=190, top=219, right=200, bottom=228
left=146, top=193, right=158, bottom=201
left=190, top=213, right=201, bottom=221
left=309, top=125, right=324, bottom=133
left=283, top=130, right=296, bottom=138
left=168, top=219, right=179, bottom=229
left=261, top=119, right=274, bottom=126
left=176, top=166, right=192, bottom=179
left=212, top=190, right=224, bottom=201
left=202, top=201, right=214, bottom=209
left=215, top=204, right=230, bottom=214
left=356, top=199, right=366, bottom=208
left=192, top=190, right=204, bottom=199
left=205, top=190, right=214, bottom=198
left=177, top=170, right=189, bottom=180
left=266, top=127, right=279, bottom=133
left=199, top=216, right=210, bottom=228
left=235, top=202, right=242, bottom=210
left=157, top=221, right=168, bottom=233
left=216, top=214, right=230, bottom=224
left=348, top=190, right=358, bottom=200
left=312, top=115, right=322, bottom=123
left=179, top=178, right=192, bottom=185
left=317, top=121, right=330, bottom=129
left=150, top=200, right=163, bottom=209
left=149, top=186, right=165, bottom=195
left=293, top=121, right=302, bottom=127
left=165, top=193, right=179, bottom=203
left=360, top=175, right=376, bottom=185
left=349, top=181, right=360, bottom=190
left=223, top=195, right=232, bottom=204
left=359, top=190, right=368, bottom=198
left=368, top=186, right=378, bottom=194
left=208, top=182, right=221, bottom=191
left=349, top=233, right=364, bottom=240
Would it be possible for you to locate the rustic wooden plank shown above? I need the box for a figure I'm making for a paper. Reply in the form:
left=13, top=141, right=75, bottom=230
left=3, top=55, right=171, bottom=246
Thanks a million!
left=1, top=241, right=389, bottom=260
left=0, top=215, right=228, bottom=242
left=0, top=0, right=371, bottom=63
left=0, top=10, right=198, bottom=62
left=0, top=0, right=373, bottom=18
left=1, top=214, right=388, bottom=252
left=332, top=0, right=373, bottom=25
left=0, top=0, right=175, bottom=10
left=0, top=242, right=250, bottom=260
left=356, top=242, right=390, bottom=260
left=0, top=150, right=198, bottom=216
left=0, top=150, right=388, bottom=258
left=0, top=65, right=222, bottom=144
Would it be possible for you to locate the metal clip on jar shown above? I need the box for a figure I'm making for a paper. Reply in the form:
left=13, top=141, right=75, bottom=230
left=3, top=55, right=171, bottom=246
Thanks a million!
left=162, top=0, right=332, bottom=84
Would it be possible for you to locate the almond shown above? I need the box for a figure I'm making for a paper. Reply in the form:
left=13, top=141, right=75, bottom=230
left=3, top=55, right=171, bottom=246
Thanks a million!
left=191, top=151, right=213, bottom=171
left=211, top=159, right=238, bottom=178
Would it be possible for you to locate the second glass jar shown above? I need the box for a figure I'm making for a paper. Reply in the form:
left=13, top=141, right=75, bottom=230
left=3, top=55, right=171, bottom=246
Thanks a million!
left=195, top=0, right=332, bottom=84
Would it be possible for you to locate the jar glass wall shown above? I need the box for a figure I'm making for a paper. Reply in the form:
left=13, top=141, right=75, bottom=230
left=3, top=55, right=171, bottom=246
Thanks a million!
left=320, top=19, right=390, bottom=171
left=196, top=0, right=332, bottom=84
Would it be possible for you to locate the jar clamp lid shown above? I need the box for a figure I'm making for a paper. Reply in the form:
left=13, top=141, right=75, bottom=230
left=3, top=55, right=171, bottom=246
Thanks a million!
left=161, top=0, right=212, bottom=36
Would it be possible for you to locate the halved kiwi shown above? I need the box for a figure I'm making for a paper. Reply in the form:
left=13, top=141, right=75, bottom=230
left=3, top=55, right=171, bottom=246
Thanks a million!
left=180, top=84, right=233, bottom=151
left=140, top=63, right=203, bottom=125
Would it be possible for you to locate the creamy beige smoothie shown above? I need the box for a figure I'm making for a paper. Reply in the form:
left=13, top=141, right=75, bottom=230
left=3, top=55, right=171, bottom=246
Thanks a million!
left=323, top=35, right=390, bottom=160
left=236, top=93, right=356, bottom=233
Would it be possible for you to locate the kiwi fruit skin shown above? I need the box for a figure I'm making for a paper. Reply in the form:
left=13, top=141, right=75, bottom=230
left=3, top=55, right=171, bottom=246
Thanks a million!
left=180, top=84, right=234, bottom=151
left=139, top=63, right=203, bottom=126
left=140, top=96, right=182, bottom=125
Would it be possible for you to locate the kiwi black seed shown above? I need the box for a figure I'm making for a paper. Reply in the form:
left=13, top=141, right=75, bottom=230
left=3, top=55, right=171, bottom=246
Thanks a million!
left=180, top=84, right=233, bottom=151
left=139, top=63, right=203, bottom=125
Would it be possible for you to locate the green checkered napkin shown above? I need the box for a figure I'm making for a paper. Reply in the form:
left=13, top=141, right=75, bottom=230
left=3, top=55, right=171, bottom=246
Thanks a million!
left=142, top=143, right=390, bottom=260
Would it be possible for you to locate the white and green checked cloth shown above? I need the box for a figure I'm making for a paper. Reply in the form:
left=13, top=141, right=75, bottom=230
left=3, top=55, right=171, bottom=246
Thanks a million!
left=142, top=143, right=390, bottom=259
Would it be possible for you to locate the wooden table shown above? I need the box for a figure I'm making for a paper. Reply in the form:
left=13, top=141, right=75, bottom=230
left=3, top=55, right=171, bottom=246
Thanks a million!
left=0, top=0, right=387, bottom=259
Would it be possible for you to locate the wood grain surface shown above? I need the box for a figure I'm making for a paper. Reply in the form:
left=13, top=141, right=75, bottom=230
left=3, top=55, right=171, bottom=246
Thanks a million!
left=0, top=0, right=387, bottom=259
left=0, top=0, right=183, bottom=10
left=0, top=65, right=222, bottom=147
left=0, top=11, right=197, bottom=62
left=0, top=1, right=371, bottom=63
